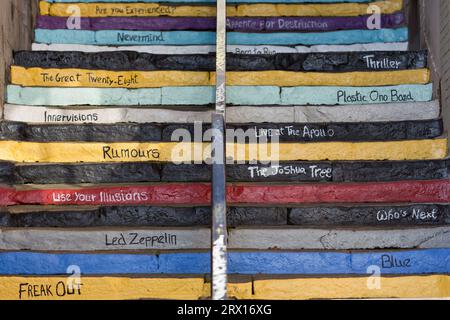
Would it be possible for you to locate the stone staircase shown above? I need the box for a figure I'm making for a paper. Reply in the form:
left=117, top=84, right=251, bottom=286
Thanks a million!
left=0, top=0, right=449, bottom=300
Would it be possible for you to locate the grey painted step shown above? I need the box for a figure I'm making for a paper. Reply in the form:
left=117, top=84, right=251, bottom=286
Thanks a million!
left=4, top=101, right=440, bottom=124
left=1, top=226, right=450, bottom=251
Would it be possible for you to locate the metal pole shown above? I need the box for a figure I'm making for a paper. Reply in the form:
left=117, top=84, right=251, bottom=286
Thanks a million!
left=211, top=0, right=228, bottom=301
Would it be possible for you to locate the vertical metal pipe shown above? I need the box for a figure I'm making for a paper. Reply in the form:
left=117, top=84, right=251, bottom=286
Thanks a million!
left=211, top=0, right=228, bottom=301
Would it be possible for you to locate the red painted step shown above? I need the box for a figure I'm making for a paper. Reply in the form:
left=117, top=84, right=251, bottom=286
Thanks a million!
left=0, top=179, right=449, bottom=206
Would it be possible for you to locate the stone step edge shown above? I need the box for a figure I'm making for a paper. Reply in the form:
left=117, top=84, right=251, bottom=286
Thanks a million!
left=4, top=275, right=450, bottom=300
left=14, top=49, right=425, bottom=72
left=0, top=119, right=442, bottom=143
left=31, top=42, right=411, bottom=54
left=0, top=204, right=449, bottom=227
left=39, top=1, right=403, bottom=18
left=1, top=249, right=450, bottom=276
left=4, top=101, right=440, bottom=124
left=0, top=179, right=450, bottom=205
left=0, top=159, right=449, bottom=184
left=1, top=226, right=450, bottom=250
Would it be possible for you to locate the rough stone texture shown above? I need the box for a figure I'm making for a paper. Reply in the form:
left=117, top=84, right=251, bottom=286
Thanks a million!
left=7, top=85, right=163, bottom=106
left=0, top=275, right=449, bottom=300
left=40, top=2, right=219, bottom=17
left=13, top=163, right=161, bottom=184
left=226, top=180, right=450, bottom=205
left=234, top=0, right=403, bottom=16
left=0, top=206, right=287, bottom=227
left=11, top=66, right=212, bottom=88
left=41, top=1, right=402, bottom=18
left=4, top=104, right=215, bottom=124
left=333, top=159, right=450, bottom=182
left=5, top=102, right=438, bottom=124
left=224, top=69, right=430, bottom=87
left=44, top=0, right=374, bottom=2
left=14, top=50, right=426, bottom=71
left=0, top=140, right=206, bottom=163
left=0, top=138, right=445, bottom=163
left=294, top=100, right=440, bottom=122
left=289, top=204, right=450, bottom=226
left=0, top=160, right=447, bottom=184
left=0, top=122, right=162, bottom=142
left=1, top=226, right=450, bottom=251
left=0, top=0, right=37, bottom=114
left=161, top=164, right=211, bottom=182
left=163, top=120, right=443, bottom=142
left=2, top=180, right=450, bottom=205
left=44, top=0, right=375, bottom=3
left=226, top=159, right=450, bottom=182
left=8, top=85, right=433, bottom=106
left=252, top=275, right=450, bottom=300
left=0, top=228, right=211, bottom=251
left=31, top=42, right=409, bottom=54
left=228, top=226, right=450, bottom=250
left=229, top=139, right=448, bottom=162
left=34, top=28, right=408, bottom=46
left=7, top=184, right=213, bottom=206
left=281, top=84, right=433, bottom=106
left=36, top=13, right=405, bottom=32
left=0, top=276, right=208, bottom=300
left=1, top=180, right=450, bottom=206
left=2, top=248, right=450, bottom=275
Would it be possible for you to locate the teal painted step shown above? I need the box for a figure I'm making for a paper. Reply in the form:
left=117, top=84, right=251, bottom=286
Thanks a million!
left=7, top=84, right=433, bottom=106
left=34, top=28, right=408, bottom=46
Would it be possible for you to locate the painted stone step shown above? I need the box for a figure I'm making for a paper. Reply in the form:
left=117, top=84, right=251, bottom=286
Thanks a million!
left=163, top=119, right=443, bottom=142
left=2, top=275, right=449, bottom=300
left=0, top=159, right=448, bottom=184
left=0, top=204, right=449, bottom=227
left=4, top=101, right=440, bottom=124
left=0, top=180, right=450, bottom=206
left=0, top=206, right=287, bottom=227
left=14, top=50, right=426, bottom=72
left=251, top=275, right=450, bottom=300
left=7, top=84, right=433, bottom=106
left=225, top=180, right=450, bottom=205
left=5, top=162, right=163, bottom=184
left=0, top=275, right=249, bottom=300
left=34, top=28, right=408, bottom=46
left=32, top=42, right=410, bottom=54
left=11, top=67, right=429, bottom=88
left=0, top=138, right=445, bottom=163
left=0, top=120, right=440, bottom=143
left=2, top=275, right=450, bottom=300
left=40, top=1, right=403, bottom=17
left=2, top=248, right=450, bottom=275
left=44, top=0, right=380, bottom=4
left=0, top=121, right=162, bottom=142
left=1, top=226, right=450, bottom=251
left=222, top=159, right=450, bottom=182
left=289, top=204, right=450, bottom=226
left=37, top=13, right=405, bottom=32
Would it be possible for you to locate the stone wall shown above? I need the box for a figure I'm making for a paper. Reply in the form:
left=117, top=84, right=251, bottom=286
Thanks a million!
left=0, top=0, right=37, bottom=115
left=439, top=0, right=450, bottom=138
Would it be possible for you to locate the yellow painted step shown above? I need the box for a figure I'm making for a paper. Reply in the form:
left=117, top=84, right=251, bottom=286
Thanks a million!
left=40, top=0, right=403, bottom=17
left=252, top=275, right=450, bottom=300
left=0, top=139, right=445, bottom=163
left=2, top=275, right=449, bottom=300
left=11, top=67, right=430, bottom=88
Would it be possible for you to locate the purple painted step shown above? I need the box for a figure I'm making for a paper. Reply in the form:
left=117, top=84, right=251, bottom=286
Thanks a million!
left=37, top=13, right=405, bottom=32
